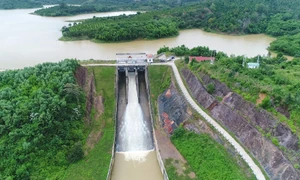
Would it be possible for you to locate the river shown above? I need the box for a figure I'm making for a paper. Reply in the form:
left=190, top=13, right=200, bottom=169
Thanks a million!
left=0, top=8, right=275, bottom=70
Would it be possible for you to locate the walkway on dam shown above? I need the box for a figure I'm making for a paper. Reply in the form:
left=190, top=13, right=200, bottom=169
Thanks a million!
left=83, top=61, right=266, bottom=180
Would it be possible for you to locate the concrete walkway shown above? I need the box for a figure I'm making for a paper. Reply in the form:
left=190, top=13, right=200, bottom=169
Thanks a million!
left=83, top=62, right=266, bottom=180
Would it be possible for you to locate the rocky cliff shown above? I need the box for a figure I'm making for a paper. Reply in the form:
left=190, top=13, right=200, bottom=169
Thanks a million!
left=181, top=68, right=300, bottom=180
left=75, top=66, right=103, bottom=125
left=75, top=66, right=104, bottom=152
left=157, top=84, right=254, bottom=178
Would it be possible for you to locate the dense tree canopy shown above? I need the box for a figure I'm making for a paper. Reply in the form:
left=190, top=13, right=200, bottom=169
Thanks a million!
left=270, top=33, right=300, bottom=57
left=34, top=3, right=114, bottom=16
left=0, top=60, right=85, bottom=179
left=0, top=0, right=41, bottom=9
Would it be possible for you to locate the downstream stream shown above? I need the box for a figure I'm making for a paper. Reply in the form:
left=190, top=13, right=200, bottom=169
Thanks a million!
left=0, top=8, right=275, bottom=69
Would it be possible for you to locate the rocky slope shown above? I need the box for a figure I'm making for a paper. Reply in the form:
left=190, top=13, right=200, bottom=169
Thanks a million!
left=157, top=84, right=254, bottom=178
left=75, top=66, right=104, bottom=152
left=181, top=68, right=300, bottom=180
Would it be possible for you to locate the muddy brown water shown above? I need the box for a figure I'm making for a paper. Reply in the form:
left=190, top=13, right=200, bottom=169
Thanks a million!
left=111, top=151, right=163, bottom=180
left=0, top=8, right=275, bottom=69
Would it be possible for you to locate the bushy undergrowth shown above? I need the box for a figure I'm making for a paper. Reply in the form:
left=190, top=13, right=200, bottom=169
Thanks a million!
left=171, top=128, right=255, bottom=180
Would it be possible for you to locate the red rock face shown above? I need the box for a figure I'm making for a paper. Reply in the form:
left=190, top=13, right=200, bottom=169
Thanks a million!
left=165, top=89, right=171, bottom=98
left=161, top=112, right=174, bottom=133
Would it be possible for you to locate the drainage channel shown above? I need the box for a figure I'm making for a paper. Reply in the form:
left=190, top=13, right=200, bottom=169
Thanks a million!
left=110, top=70, right=163, bottom=180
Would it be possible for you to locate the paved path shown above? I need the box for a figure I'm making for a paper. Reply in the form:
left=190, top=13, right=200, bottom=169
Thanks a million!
left=83, top=61, right=266, bottom=180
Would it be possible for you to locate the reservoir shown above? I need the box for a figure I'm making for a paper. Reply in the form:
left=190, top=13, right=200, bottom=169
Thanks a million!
left=0, top=8, right=275, bottom=69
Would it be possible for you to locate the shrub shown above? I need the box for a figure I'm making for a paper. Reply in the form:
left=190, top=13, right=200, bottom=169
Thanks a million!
left=184, top=56, right=189, bottom=64
left=67, top=142, right=84, bottom=163
left=207, top=83, right=215, bottom=94
left=260, top=96, right=272, bottom=109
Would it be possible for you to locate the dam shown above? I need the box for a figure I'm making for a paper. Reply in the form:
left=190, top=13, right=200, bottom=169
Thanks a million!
left=109, top=53, right=165, bottom=180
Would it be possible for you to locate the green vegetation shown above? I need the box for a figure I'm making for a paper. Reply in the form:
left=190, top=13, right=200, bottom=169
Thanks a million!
left=0, top=0, right=86, bottom=9
left=0, top=60, right=84, bottom=179
left=62, top=13, right=179, bottom=42
left=164, top=158, right=195, bottom=180
left=206, top=83, right=215, bottom=94
left=148, top=65, right=172, bottom=126
left=161, top=45, right=300, bottom=135
left=60, top=0, right=300, bottom=56
left=0, top=0, right=41, bottom=9
left=270, top=33, right=300, bottom=57
left=171, top=128, right=255, bottom=180
left=0, top=62, right=115, bottom=179
left=148, top=65, right=254, bottom=179
left=34, top=0, right=200, bottom=16
left=63, top=66, right=115, bottom=179
left=34, top=3, right=114, bottom=16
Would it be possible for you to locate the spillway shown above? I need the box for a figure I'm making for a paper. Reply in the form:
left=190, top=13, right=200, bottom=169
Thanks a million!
left=117, top=72, right=153, bottom=152
left=110, top=70, right=164, bottom=180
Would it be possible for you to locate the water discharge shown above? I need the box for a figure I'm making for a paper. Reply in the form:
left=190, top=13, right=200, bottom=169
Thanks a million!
left=117, top=72, right=153, bottom=154
left=111, top=72, right=163, bottom=180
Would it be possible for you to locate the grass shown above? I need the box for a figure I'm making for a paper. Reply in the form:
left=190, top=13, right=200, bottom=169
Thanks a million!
left=148, top=65, right=172, bottom=127
left=79, top=59, right=116, bottom=65
left=62, top=67, right=116, bottom=180
left=164, top=159, right=195, bottom=180
left=171, top=128, right=256, bottom=180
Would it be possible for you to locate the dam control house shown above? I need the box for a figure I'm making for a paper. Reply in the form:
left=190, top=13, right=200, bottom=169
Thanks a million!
left=116, top=53, right=148, bottom=72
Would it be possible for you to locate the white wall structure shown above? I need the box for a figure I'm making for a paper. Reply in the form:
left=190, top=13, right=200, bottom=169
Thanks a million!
left=116, top=53, right=147, bottom=64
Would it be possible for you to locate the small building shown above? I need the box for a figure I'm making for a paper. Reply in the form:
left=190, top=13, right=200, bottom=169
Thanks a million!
left=116, top=53, right=147, bottom=72
left=189, top=56, right=215, bottom=64
left=247, top=62, right=260, bottom=69
left=146, top=54, right=153, bottom=63
left=245, top=56, right=260, bottom=69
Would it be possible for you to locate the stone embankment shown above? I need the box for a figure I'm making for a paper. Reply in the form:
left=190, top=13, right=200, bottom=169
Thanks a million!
left=165, top=63, right=266, bottom=180
left=158, top=83, right=255, bottom=177
left=181, top=68, right=300, bottom=180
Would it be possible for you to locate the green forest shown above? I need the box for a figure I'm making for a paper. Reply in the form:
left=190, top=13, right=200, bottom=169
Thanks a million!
left=33, top=0, right=200, bottom=16
left=0, top=62, right=116, bottom=179
left=0, top=0, right=41, bottom=9
left=59, top=0, right=300, bottom=56
left=34, top=3, right=115, bottom=16
left=0, top=60, right=85, bottom=179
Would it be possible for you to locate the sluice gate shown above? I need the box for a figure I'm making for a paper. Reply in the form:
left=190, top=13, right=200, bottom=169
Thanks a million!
left=107, top=54, right=168, bottom=179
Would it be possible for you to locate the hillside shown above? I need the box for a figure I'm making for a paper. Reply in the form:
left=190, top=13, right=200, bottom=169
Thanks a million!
left=0, top=61, right=116, bottom=179
left=0, top=60, right=85, bottom=179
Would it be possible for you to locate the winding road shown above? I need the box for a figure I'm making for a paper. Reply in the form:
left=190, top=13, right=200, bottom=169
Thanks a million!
left=83, top=60, right=266, bottom=180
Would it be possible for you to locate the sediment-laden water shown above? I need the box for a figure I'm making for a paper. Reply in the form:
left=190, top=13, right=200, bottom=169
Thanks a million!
left=0, top=8, right=275, bottom=69
left=111, top=72, right=163, bottom=180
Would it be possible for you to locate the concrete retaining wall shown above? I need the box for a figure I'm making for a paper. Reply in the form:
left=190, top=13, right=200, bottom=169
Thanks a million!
left=106, top=68, right=118, bottom=180
left=145, top=68, right=169, bottom=180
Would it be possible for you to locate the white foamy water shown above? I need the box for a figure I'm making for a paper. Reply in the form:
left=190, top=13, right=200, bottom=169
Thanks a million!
left=117, top=72, right=153, bottom=155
